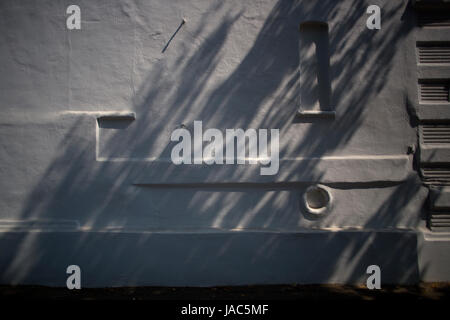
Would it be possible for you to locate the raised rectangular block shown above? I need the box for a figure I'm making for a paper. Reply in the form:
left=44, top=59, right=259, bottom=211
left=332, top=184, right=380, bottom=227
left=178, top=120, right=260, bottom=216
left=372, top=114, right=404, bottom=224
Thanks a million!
left=420, top=146, right=450, bottom=163
left=418, top=67, right=450, bottom=80
left=429, top=187, right=450, bottom=209
left=416, top=29, right=450, bottom=42
left=417, top=103, right=450, bottom=120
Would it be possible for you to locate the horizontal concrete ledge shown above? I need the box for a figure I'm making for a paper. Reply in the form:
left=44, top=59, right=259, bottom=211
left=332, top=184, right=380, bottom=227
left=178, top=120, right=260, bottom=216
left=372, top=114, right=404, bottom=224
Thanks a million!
left=97, top=113, right=136, bottom=121
left=417, top=104, right=450, bottom=120
left=61, top=111, right=136, bottom=120
left=129, top=156, right=412, bottom=184
left=0, top=229, right=442, bottom=287
left=0, top=222, right=422, bottom=234
left=133, top=181, right=403, bottom=190
left=0, top=220, right=79, bottom=232
left=0, top=111, right=136, bottom=123
left=296, top=110, right=336, bottom=119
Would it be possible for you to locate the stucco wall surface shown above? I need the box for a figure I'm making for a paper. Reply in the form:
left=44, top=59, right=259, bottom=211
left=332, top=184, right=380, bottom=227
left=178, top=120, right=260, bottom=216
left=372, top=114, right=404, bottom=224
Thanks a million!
left=0, top=0, right=449, bottom=286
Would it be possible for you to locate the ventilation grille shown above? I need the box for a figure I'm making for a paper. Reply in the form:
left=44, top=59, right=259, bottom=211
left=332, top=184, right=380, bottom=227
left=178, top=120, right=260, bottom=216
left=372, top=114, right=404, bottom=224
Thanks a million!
left=422, top=167, right=450, bottom=185
left=429, top=211, right=450, bottom=231
left=418, top=11, right=450, bottom=27
left=418, top=45, right=450, bottom=64
left=420, top=83, right=449, bottom=102
left=421, top=125, right=450, bottom=144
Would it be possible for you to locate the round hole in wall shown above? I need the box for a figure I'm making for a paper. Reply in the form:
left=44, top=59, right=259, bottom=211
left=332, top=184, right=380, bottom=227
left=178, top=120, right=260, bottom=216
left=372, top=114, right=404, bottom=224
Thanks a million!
left=303, top=185, right=332, bottom=216
left=306, top=186, right=329, bottom=209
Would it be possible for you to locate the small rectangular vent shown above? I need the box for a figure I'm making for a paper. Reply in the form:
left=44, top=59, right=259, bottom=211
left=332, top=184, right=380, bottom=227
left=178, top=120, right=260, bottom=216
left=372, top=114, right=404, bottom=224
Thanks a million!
left=422, top=167, right=450, bottom=185
left=420, top=82, right=449, bottom=102
left=421, top=125, right=450, bottom=144
left=418, top=11, right=450, bottom=27
left=418, top=44, right=450, bottom=64
left=429, top=211, right=450, bottom=231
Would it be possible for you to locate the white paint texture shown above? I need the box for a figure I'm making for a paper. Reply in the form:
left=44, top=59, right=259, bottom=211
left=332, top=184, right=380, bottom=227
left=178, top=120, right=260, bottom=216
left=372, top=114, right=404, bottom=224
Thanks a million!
left=0, top=0, right=448, bottom=286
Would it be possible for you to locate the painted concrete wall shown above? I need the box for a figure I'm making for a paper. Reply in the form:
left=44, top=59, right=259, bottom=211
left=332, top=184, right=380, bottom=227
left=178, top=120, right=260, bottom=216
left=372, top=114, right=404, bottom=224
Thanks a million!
left=0, top=0, right=449, bottom=286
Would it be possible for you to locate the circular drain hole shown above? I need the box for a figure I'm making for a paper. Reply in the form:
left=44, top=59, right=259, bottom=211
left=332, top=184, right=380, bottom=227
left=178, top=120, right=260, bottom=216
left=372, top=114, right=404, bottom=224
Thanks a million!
left=306, top=186, right=329, bottom=209
left=303, top=185, right=331, bottom=215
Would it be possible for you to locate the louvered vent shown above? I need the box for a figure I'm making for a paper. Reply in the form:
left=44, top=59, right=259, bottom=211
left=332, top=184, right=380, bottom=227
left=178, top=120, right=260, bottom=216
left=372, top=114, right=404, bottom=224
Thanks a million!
left=418, top=45, right=450, bottom=64
left=422, top=167, right=450, bottom=185
left=429, top=211, right=450, bottom=231
left=420, top=83, right=449, bottom=102
left=421, top=125, right=450, bottom=144
left=418, top=11, right=450, bottom=27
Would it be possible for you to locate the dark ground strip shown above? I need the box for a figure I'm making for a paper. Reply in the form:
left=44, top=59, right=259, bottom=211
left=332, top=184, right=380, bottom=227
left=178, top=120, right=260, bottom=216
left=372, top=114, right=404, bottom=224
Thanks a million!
left=0, top=283, right=449, bottom=300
